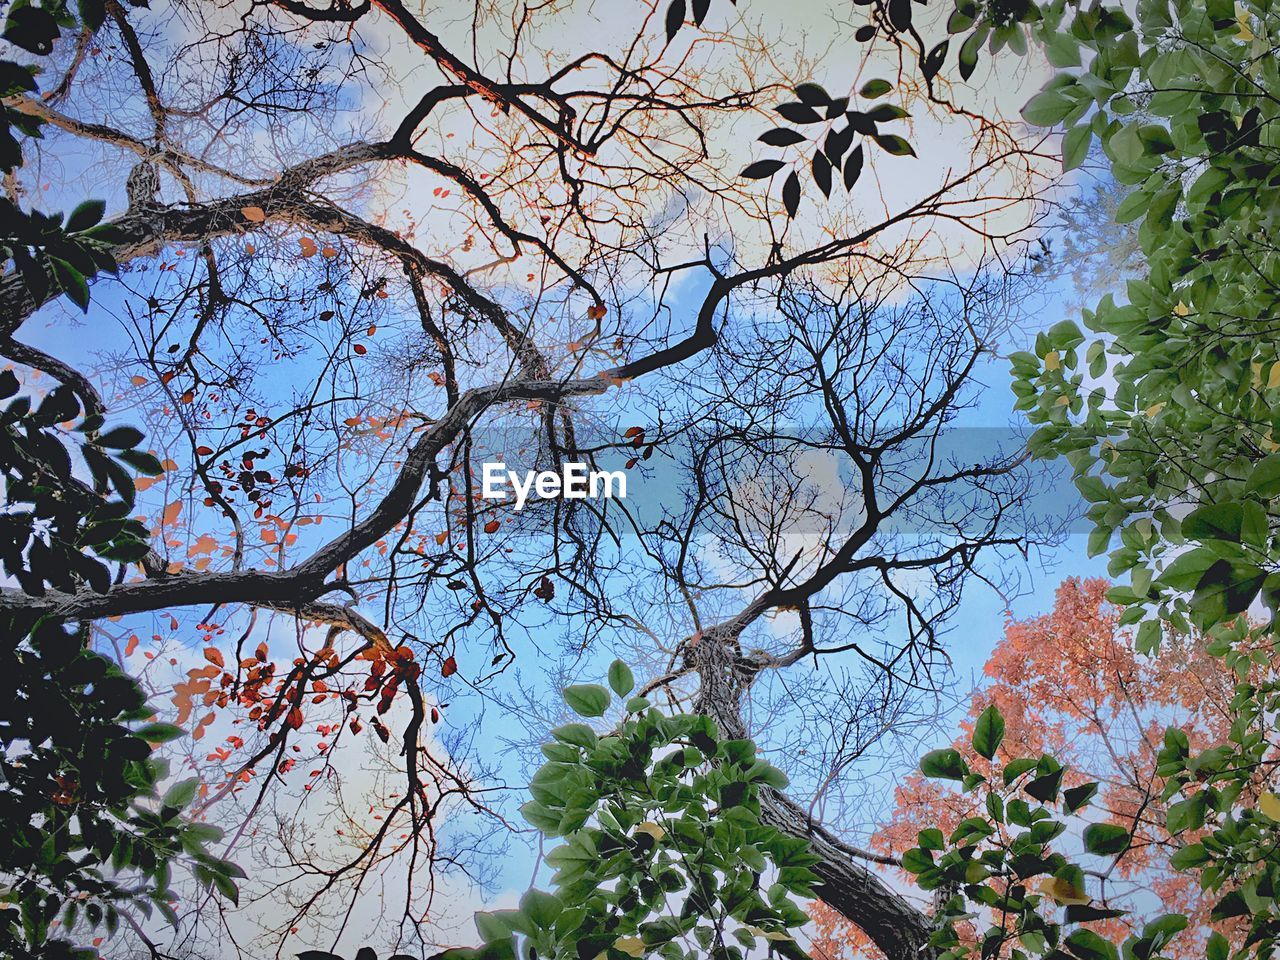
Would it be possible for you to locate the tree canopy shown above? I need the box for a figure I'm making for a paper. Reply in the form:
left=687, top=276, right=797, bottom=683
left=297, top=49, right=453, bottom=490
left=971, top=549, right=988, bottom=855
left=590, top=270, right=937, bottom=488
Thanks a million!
left=4, top=0, right=1280, bottom=958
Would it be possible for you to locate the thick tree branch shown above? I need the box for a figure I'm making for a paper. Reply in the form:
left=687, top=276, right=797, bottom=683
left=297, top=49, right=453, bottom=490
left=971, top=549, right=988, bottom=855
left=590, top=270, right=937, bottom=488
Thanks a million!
left=0, top=375, right=609, bottom=624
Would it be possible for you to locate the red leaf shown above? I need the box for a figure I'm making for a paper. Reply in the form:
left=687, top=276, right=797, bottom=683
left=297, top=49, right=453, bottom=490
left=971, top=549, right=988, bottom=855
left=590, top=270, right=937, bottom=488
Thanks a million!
left=441, top=656, right=458, bottom=678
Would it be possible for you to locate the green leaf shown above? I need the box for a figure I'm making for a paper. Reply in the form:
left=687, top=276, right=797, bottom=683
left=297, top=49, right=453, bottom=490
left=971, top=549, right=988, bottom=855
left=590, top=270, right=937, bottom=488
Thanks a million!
left=162, top=778, right=200, bottom=810
left=550, top=722, right=598, bottom=749
left=1135, top=915, right=1188, bottom=957
left=1166, top=791, right=1207, bottom=834
left=1062, top=124, right=1092, bottom=171
left=562, top=683, right=611, bottom=717
left=920, top=748, right=968, bottom=780
left=917, top=827, right=945, bottom=850
left=1022, top=89, right=1075, bottom=126
left=1065, top=928, right=1119, bottom=960
left=97, top=426, right=146, bottom=449
left=900, top=847, right=933, bottom=873
left=1110, top=124, right=1144, bottom=166
left=958, top=28, right=985, bottom=80
left=1043, top=32, right=1081, bottom=67
left=872, top=134, right=915, bottom=157
left=118, top=448, right=164, bottom=475
left=1187, top=166, right=1228, bottom=206
left=519, top=800, right=562, bottom=833
left=972, top=705, right=1005, bottom=760
left=1114, top=190, right=1148, bottom=224
left=1180, top=502, right=1242, bottom=542
left=866, top=104, right=909, bottom=122
left=1025, top=765, right=1064, bottom=803
left=66, top=199, right=106, bottom=232
left=49, top=256, right=90, bottom=311
left=1135, top=620, right=1161, bottom=655
left=474, top=910, right=521, bottom=943
left=607, top=660, right=635, bottom=697
left=212, top=872, right=239, bottom=905
left=1064, top=904, right=1126, bottom=923
left=1169, top=842, right=1209, bottom=870
left=1002, top=757, right=1037, bottom=784
left=1082, top=822, right=1130, bottom=857
left=1158, top=548, right=1218, bottom=592
left=135, top=722, right=184, bottom=743
left=1063, top=781, right=1098, bottom=812
left=519, top=888, right=563, bottom=929
left=860, top=79, right=893, bottom=99
left=1245, top=455, right=1280, bottom=499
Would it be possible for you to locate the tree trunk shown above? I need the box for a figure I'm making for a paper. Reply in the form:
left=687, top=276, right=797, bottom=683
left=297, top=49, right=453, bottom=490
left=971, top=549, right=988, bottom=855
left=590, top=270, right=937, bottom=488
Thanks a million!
left=759, top=788, right=934, bottom=960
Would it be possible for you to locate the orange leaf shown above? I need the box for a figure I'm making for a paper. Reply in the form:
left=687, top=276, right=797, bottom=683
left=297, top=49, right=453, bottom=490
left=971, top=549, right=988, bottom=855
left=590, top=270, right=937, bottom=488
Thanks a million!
left=204, top=647, right=224, bottom=668
left=162, top=500, right=182, bottom=526
left=241, top=205, right=266, bottom=223
left=484, top=519, right=500, bottom=534
left=299, top=237, right=318, bottom=258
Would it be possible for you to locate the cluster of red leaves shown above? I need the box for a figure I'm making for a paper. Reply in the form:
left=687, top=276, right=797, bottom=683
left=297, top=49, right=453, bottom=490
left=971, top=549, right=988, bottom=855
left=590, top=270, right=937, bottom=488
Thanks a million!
left=809, top=577, right=1260, bottom=960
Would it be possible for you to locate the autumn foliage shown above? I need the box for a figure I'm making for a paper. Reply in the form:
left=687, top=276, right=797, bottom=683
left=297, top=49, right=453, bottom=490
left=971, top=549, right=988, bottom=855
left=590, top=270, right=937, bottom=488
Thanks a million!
left=809, top=578, right=1264, bottom=960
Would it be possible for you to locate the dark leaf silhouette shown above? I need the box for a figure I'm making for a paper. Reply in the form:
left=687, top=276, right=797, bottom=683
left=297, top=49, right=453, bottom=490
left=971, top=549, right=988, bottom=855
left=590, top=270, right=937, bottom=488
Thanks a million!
left=759, top=128, right=807, bottom=147
left=811, top=152, right=833, bottom=198
left=823, top=125, right=855, bottom=164
left=776, top=102, right=823, bottom=124
left=665, top=0, right=686, bottom=41
left=888, top=0, right=912, bottom=31
left=843, top=144, right=865, bottom=190
left=782, top=170, right=801, bottom=217
left=923, top=39, right=949, bottom=79
left=741, top=158, right=787, bottom=179
left=794, top=82, right=831, bottom=106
